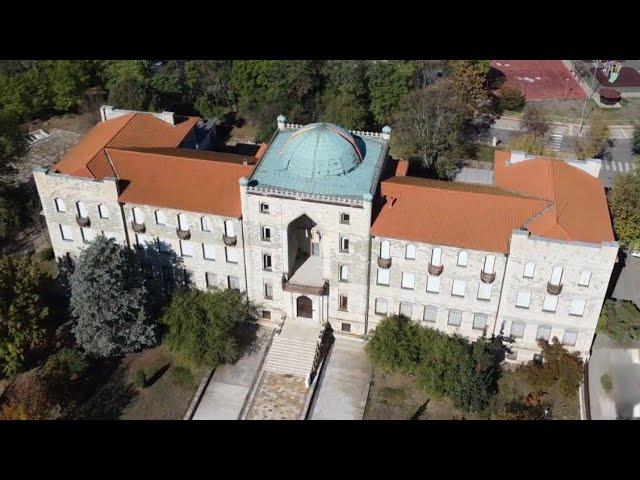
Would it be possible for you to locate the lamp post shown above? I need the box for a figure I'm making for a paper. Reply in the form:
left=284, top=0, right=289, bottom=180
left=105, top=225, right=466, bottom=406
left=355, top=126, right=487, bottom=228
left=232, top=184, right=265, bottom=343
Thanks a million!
left=578, top=60, right=601, bottom=135
left=564, top=78, right=569, bottom=100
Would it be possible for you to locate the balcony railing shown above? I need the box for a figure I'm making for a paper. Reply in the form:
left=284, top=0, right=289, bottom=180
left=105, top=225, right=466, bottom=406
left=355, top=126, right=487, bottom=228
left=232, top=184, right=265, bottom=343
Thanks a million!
left=282, top=275, right=328, bottom=296
left=177, top=228, right=191, bottom=240
left=377, top=256, right=392, bottom=269
left=547, top=282, right=563, bottom=295
left=222, top=233, right=237, bottom=246
left=480, top=270, right=496, bottom=284
left=428, top=263, right=443, bottom=276
left=76, top=215, right=90, bottom=228
left=131, top=221, right=146, bottom=233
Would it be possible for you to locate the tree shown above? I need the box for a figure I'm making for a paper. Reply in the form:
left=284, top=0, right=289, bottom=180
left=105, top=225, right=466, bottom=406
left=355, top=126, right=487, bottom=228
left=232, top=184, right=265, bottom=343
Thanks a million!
left=70, top=236, right=157, bottom=358
left=320, top=61, right=370, bottom=129
left=445, top=60, right=491, bottom=117
left=0, top=112, right=27, bottom=176
left=365, top=315, right=424, bottom=373
left=517, top=339, right=584, bottom=397
left=366, top=61, right=415, bottom=126
left=102, top=60, right=153, bottom=111
left=633, top=124, right=640, bottom=155
left=575, top=112, right=609, bottom=159
left=597, top=299, right=640, bottom=341
left=0, top=256, right=48, bottom=378
left=0, top=372, right=57, bottom=420
left=392, top=80, right=470, bottom=179
left=184, top=60, right=234, bottom=119
left=497, top=85, right=526, bottom=112
left=521, top=103, right=549, bottom=137
left=609, top=170, right=640, bottom=250
left=0, top=193, right=21, bottom=241
left=494, top=394, right=551, bottom=420
left=508, top=133, right=548, bottom=156
left=48, top=60, right=92, bottom=112
left=160, top=288, right=254, bottom=368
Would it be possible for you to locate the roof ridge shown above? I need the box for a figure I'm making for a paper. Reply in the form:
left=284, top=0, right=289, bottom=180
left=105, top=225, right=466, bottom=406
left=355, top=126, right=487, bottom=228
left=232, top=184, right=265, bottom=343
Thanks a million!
left=104, top=147, right=253, bottom=170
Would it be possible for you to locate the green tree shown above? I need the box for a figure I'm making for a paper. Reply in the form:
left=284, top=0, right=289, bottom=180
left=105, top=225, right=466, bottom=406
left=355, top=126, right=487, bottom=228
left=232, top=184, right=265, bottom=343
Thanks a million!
left=575, top=112, right=609, bottom=159
left=366, top=61, right=416, bottom=126
left=39, top=347, right=88, bottom=404
left=321, top=61, right=370, bottom=129
left=160, top=288, right=253, bottom=368
left=0, top=256, right=48, bottom=378
left=48, top=60, right=91, bottom=112
left=184, top=60, right=234, bottom=119
left=609, top=170, right=640, bottom=250
left=365, top=315, right=424, bottom=373
left=633, top=124, right=640, bottom=155
left=597, top=299, right=640, bottom=341
left=508, top=133, right=548, bottom=156
left=521, top=103, right=549, bottom=137
left=0, top=112, right=27, bottom=176
left=445, top=60, right=491, bottom=116
left=497, top=85, right=526, bottom=112
left=392, top=80, right=470, bottom=179
left=102, top=60, right=153, bottom=111
left=0, top=62, right=51, bottom=119
left=0, top=193, right=21, bottom=241
left=70, top=236, right=157, bottom=358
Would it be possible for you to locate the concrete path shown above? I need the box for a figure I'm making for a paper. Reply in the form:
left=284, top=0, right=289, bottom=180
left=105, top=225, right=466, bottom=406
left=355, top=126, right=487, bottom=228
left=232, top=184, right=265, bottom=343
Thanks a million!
left=308, top=336, right=372, bottom=420
left=588, top=334, right=640, bottom=420
left=493, top=116, right=635, bottom=139
left=192, top=326, right=273, bottom=420
left=611, top=253, right=640, bottom=308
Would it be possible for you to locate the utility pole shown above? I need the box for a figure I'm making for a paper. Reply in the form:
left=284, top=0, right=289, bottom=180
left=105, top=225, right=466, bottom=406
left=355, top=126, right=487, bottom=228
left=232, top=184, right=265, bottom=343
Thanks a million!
left=578, top=60, right=601, bottom=135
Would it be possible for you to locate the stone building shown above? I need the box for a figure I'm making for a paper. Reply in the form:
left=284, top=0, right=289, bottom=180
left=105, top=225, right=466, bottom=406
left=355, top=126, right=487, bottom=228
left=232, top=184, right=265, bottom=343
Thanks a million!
left=33, top=108, right=618, bottom=364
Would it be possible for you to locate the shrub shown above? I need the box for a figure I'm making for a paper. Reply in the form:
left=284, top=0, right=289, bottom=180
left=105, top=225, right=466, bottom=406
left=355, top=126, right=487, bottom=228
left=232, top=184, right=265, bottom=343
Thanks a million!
left=171, top=365, right=195, bottom=388
left=365, top=315, right=424, bottom=373
left=36, top=247, right=55, bottom=262
left=508, top=133, right=547, bottom=155
left=498, top=86, right=526, bottom=112
left=39, top=347, right=88, bottom=402
left=494, top=394, right=551, bottom=420
left=597, top=299, right=640, bottom=341
left=0, top=372, right=57, bottom=420
left=135, top=369, right=147, bottom=389
left=601, top=374, right=613, bottom=393
left=521, top=103, right=549, bottom=137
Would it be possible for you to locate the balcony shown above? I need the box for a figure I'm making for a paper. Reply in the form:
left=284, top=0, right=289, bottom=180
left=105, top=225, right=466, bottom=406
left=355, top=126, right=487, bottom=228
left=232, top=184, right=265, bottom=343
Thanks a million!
left=177, top=228, right=191, bottom=240
left=377, top=256, right=392, bottom=269
left=428, top=263, right=443, bottom=276
left=480, top=270, right=496, bottom=284
left=131, top=221, right=146, bottom=233
left=282, top=255, right=328, bottom=296
left=222, top=233, right=237, bottom=246
left=547, top=282, right=563, bottom=295
left=76, top=215, right=90, bottom=228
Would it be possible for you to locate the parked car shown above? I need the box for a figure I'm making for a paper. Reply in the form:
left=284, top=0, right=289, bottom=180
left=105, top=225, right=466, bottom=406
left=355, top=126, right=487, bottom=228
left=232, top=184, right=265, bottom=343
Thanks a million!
left=630, top=250, right=640, bottom=258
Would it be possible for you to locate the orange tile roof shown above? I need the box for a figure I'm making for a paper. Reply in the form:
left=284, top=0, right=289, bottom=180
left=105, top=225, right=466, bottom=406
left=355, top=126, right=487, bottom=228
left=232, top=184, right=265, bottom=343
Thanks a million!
left=494, top=150, right=614, bottom=244
left=106, top=149, right=254, bottom=217
left=371, top=176, right=550, bottom=253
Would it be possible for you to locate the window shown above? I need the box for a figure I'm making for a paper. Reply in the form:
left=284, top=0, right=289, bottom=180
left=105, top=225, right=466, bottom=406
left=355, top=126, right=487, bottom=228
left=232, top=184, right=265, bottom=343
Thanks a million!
left=158, top=238, right=171, bottom=253
left=578, top=270, right=591, bottom=287
left=536, top=325, right=552, bottom=342
left=202, top=243, right=215, bottom=260
left=376, top=268, right=390, bottom=286
left=380, top=240, right=390, bottom=259
left=405, top=244, right=416, bottom=260
left=76, top=201, right=88, bottom=218
left=98, top=204, right=109, bottom=219
left=457, top=251, right=468, bottom=267
left=401, top=272, right=415, bottom=290
left=201, top=216, right=212, bottom=232
left=81, top=227, right=96, bottom=243
left=426, top=276, right=441, bottom=293
left=562, top=330, right=578, bottom=346
left=59, top=224, right=73, bottom=241
left=375, top=298, right=388, bottom=315
left=542, top=294, right=558, bottom=312
left=340, top=236, right=349, bottom=252
left=264, top=282, right=273, bottom=299
left=180, top=240, right=194, bottom=257
left=311, top=242, right=320, bottom=256
left=339, top=295, right=348, bottom=311
left=205, top=272, right=217, bottom=289
left=132, top=207, right=145, bottom=224
left=431, top=247, right=442, bottom=266
left=224, top=220, right=235, bottom=237
left=262, top=310, right=272, bottom=320
left=259, top=202, right=269, bottom=214
left=262, top=253, right=272, bottom=270
left=451, top=279, right=466, bottom=297
left=228, top=275, right=240, bottom=290
left=550, top=266, right=563, bottom=286
left=54, top=198, right=66, bottom=213
left=226, top=247, right=239, bottom=263
left=569, top=298, right=586, bottom=317
left=483, top=255, right=496, bottom=274
left=155, top=210, right=167, bottom=225
left=478, top=283, right=492, bottom=300
left=339, top=265, right=349, bottom=282
left=178, top=213, right=190, bottom=231
left=399, top=302, right=413, bottom=319
left=340, top=213, right=350, bottom=224
left=473, top=313, right=488, bottom=331
left=341, top=323, right=351, bottom=333
left=261, top=226, right=271, bottom=241
left=523, top=262, right=536, bottom=278
left=448, top=310, right=462, bottom=326
left=423, top=305, right=437, bottom=323
left=515, top=290, right=532, bottom=308
left=510, top=321, right=526, bottom=339
left=136, top=234, right=154, bottom=248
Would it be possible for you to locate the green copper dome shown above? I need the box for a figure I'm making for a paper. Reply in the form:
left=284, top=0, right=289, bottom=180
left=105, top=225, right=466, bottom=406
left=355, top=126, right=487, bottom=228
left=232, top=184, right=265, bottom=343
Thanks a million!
left=278, top=123, right=364, bottom=179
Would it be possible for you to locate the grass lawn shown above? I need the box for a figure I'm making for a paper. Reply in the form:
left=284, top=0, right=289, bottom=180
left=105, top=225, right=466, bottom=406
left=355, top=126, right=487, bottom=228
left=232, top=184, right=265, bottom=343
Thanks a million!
left=364, top=366, right=580, bottom=420
left=503, top=98, right=640, bottom=125
left=82, top=345, right=208, bottom=420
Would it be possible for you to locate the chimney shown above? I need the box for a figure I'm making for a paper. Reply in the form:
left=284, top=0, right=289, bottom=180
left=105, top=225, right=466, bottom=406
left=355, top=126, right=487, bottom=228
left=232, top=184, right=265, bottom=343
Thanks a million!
left=100, top=105, right=114, bottom=123
left=509, top=150, right=528, bottom=164
left=277, top=114, right=286, bottom=131
left=381, top=125, right=391, bottom=141
left=159, top=111, right=175, bottom=125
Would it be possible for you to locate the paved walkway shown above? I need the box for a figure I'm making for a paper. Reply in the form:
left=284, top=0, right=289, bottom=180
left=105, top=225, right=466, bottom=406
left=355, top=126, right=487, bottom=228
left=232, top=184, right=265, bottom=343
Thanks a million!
left=308, top=336, right=372, bottom=420
left=192, top=326, right=273, bottom=420
left=494, top=116, right=634, bottom=139
left=245, top=372, right=308, bottom=420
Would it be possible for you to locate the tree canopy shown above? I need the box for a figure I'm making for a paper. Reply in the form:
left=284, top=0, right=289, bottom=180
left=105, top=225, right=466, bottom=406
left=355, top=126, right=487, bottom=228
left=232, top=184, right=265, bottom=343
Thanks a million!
left=609, top=169, right=640, bottom=250
left=597, top=299, right=640, bottom=341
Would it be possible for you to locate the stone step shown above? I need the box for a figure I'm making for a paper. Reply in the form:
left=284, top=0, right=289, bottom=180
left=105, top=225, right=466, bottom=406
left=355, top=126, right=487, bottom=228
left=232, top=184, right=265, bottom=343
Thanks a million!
left=263, top=330, right=319, bottom=378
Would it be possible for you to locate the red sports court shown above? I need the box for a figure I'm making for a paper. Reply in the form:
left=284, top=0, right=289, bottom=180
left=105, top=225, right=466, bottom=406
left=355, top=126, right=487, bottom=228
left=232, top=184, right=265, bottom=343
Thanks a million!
left=491, top=60, right=586, bottom=100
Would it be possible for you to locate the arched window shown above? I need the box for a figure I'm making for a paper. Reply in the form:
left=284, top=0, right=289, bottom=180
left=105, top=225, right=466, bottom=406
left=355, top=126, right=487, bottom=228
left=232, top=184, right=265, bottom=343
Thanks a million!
left=523, top=262, right=536, bottom=278
left=457, top=251, right=468, bottom=267
left=132, top=207, right=145, bottom=224
left=76, top=201, right=88, bottom=218
left=550, top=266, right=563, bottom=286
left=178, top=213, right=190, bottom=231
left=380, top=240, right=390, bottom=259
left=54, top=198, right=66, bottom=213
left=224, top=220, right=235, bottom=237
left=155, top=210, right=167, bottom=225
left=98, top=204, right=109, bottom=219
left=405, top=244, right=416, bottom=259
left=431, top=247, right=442, bottom=266
left=340, top=265, right=349, bottom=281
left=201, top=216, right=212, bottom=232
left=483, top=255, right=496, bottom=274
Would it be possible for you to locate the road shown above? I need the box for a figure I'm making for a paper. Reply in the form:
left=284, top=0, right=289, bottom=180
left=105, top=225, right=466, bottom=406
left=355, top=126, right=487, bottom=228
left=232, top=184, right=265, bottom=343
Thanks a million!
left=611, top=251, right=640, bottom=308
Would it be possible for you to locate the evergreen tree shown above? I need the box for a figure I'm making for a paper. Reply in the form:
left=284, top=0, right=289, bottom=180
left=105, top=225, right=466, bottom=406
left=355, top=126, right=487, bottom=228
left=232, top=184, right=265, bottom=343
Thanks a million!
left=366, top=61, right=416, bottom=126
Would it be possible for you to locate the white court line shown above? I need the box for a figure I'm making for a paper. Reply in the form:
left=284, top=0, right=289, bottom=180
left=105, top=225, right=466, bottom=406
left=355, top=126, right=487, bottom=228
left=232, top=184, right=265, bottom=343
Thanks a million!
left=610, top=162, right=617, bottom=171
left=625, top=163, right=631, bottom=172
left=604, top=162, right=610, bottom=170
left=618, top=162, right=624, bottom=171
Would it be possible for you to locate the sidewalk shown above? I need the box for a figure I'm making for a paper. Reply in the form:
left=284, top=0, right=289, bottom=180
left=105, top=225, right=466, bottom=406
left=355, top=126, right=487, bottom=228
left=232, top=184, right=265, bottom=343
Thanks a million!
left=494, top=116, right=634, bottom=139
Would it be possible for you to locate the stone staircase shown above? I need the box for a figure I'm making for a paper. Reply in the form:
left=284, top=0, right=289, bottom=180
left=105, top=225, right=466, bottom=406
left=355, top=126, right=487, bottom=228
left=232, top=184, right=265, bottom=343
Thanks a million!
left=263, top=334, right=317, bottom=378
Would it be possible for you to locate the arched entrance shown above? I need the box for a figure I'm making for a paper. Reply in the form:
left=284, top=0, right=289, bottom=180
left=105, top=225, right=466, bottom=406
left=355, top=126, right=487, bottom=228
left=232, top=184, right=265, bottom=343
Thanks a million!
left=296, top=295, right=313, bottom=318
